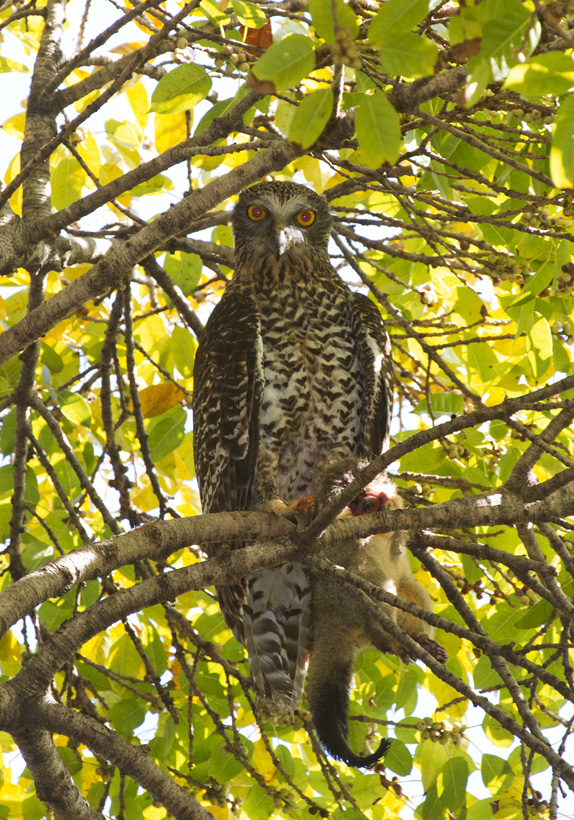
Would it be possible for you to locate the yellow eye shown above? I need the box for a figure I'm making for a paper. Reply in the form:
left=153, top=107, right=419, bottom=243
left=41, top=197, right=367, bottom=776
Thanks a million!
left=296, top=210, right=316, bottom=227
left=248, top=204, right=266, bottom=221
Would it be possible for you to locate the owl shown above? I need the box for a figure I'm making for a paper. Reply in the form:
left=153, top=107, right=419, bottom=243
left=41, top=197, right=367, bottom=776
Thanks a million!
left=192, top=181, right=393, bottom=717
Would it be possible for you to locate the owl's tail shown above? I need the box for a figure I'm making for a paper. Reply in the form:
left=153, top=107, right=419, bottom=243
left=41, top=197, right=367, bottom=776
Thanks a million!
left=306, top=645, right=392, bottom=767
left=243, top=564, right=311, bottom=716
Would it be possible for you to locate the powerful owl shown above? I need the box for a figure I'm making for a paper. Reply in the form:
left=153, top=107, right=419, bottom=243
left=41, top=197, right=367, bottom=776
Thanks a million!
left=192, top=181, right=393, bottom=717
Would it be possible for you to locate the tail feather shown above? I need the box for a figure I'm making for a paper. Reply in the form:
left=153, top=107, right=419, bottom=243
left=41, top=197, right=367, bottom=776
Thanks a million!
left=243, top=565, right=311, bottom=714
left=307, top=659, right=392, bottom=768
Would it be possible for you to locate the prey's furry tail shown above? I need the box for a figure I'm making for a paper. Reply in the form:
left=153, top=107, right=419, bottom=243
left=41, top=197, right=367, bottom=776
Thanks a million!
left=307, top=659, right=392, bottom=768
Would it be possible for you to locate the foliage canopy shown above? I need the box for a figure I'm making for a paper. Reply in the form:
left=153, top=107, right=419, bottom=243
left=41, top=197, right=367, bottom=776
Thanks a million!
left=0, top=0, right=574, bottom=818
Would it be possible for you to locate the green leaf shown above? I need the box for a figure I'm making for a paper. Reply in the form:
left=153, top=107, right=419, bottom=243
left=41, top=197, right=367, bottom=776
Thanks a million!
left=550, top=94, right=574, bottom=188
left=483, top=710, right=514, bottom=746
left=473, top=655, right=502, bottom=689
left=199, top=0, right=229, bottom=26
left=172, top=324, right=198, bottom=379
left=288, top=88, right=333, bottom=148
left=464, top=0, right=540, bottom=106
left=163, top=250, right=202, bottom=295
left=147, top=405, right=186, bottom=461
left=109, top=634, right=144, bottom=678
left=40, top=342, right=64, bottom=374
left=516, top=597, right=554, bottom=629
left=467, top=341, right=498, bottom=386
left=504, top=52, right=574, bottom=96
left=0, top=409, right=16, bottom=456
left=108, top=699, right=147, bottom=738
left=466, top=799, right=503, bottom=820
left=384, top=740, right=412, bottom=777
left=195, top=96, right=239, bottom=134
left=416, top=785, right=444, bottom=820
left=481, top=754, right=515, bottom=797
left=208, top=746, right=246, bottom=782
left=150, top=64, right=212, bottom=115
left=38, top=599, right=72, bottom=631
left=22, top=796, right=45, bottom=820
left=251, top=34, right=315, bottom=93
left=394, top=665, right=418, bottom=711
left=242, top=785, right=274, bottom=820
left=472, top=0, right=538, bottom=82
left=378, top=32, right=438, bottom=78
left=60, top=392, right=91, bottom=427
left=508, top=262, right=555, bottom=308
left=51, top=157, right=86, bottom=210
left=421, top=740, right=450, bottom=791
left=231, top=0, right=267, bottom=28
left=355, top=92, right=401, bottom=168
left=437, top=757, right=469, bottom=811
left=414, top=392, right=465, bottom=419
left=25, top=469, right=39, bottom=506
left=309, top=0, right=358, bottom=43
left=369, top=0, right=429, bottom=45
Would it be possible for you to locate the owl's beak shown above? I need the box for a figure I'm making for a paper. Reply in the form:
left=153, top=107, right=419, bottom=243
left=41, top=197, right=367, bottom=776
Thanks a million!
left=271, top=225, right=299, bottom=260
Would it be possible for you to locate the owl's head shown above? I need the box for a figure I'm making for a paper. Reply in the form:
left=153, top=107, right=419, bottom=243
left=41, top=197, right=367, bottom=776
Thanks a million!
left=232, top=181, right=332, bottom=263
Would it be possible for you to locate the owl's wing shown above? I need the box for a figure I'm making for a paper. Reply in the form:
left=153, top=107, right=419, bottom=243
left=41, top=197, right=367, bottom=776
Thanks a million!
left=193, top=289, right=263, bottom=638
left=349, top=292, right=393, bottom=458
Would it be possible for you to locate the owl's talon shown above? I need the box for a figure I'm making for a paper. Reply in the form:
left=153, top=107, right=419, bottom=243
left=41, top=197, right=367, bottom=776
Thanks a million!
left=266, top=497, right=315, bottom=527
left=287, top=495, right=317, bottom=528
left=281, top=508, right=299, bottom=526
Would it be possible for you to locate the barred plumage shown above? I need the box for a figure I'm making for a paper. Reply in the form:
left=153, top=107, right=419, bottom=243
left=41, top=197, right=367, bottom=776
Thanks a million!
left=192, top=181, right=393, bottom=715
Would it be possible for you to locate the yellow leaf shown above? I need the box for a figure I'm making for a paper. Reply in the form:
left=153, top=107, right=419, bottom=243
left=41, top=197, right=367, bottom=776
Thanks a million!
left=139, top=383, right=185, bottom=418
left=252, top=739, right=276, bottom=783
left=428, top=672, right=468, bottom=719
left=2, top=113, right=26, bottom=139
left=205, top=806, right=229, bottom=820
left=5, top=154, right=21, bottom=215
left=155, top=111, right=189, bottom=153
left=109, top=40, right=147, bottom=55
left=132, top=475, right=157, bottom=513
left=191, top=151, right=225, bottom=171
left=0, top=631, right=20, bottom=663
left=484, top=386, right=506, bottom=406
left=101, top=163, right=132, bottom=206
left=76, top=130, right=101, bottom=177
left=173, top=444, right=195, bottom=482
left=81, top=758, right=102, bottom=792
left=143, top=804, right=169, bottom=819
left=5, top=288, right=28, bottom=321
left=127, top=80, right=150, bottom=130
left=135, top=313, right=170, bottom=360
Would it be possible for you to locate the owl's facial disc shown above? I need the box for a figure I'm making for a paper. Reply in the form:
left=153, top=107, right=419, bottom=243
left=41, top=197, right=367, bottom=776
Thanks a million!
left=234, top=182, right=331, bottom=264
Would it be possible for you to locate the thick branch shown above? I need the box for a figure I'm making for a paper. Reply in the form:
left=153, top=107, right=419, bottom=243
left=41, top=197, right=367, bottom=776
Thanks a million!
left=36, top=702, right=215, bottom=820
left=0, top=512, right=294, bottom=638
left=12, top=726, right=104, bottom=820
left=0, top=139, right=301, bottom=366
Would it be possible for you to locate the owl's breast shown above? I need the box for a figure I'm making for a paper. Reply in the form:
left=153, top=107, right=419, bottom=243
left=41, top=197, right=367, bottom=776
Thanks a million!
left=257, top=282, right=365, bottom=499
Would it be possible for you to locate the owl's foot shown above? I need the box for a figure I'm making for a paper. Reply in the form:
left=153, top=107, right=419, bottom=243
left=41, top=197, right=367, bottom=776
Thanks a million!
left=348, top=488, right=390, bottom=517
left=288, top=495, right=317, bottom=527
left=266, top=496, right=317, bottom=528
left=417, top=634, right=448, bottom=663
